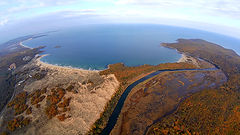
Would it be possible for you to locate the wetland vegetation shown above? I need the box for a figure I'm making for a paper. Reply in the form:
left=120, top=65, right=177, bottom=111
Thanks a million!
left=1, top=37, right=240, bottom=135
left=147, top=39, right=240, bottom=135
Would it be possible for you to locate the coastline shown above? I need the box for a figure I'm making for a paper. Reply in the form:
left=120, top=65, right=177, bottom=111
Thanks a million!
left=35, top=53, right=185, bottom=73
left=20, top=39, right=101, bottom=72
left=35, top=54, right=98, bottom=73
left=19, top=38, right=33, bottom=49
left=4, top=37, right=239, bottom=135
left=8, top=47, right=120, bottom=135
left=20, top=40, right=184, bottom=72
left=161, top=42, right=185, bottom=62
left=177, top=53, right=187, bottom=63
left=19, top=39, right=186, bottom=75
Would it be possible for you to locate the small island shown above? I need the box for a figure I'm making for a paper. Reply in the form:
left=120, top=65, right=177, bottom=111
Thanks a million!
left=54, top=45, right=61, bottom=49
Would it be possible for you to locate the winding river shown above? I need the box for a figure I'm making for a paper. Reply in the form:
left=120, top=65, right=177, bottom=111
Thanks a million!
left=100, top=67, right=218, bottom=135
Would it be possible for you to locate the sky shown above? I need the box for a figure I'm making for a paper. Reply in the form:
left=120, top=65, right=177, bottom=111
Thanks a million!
left=0, top=0, right=240, bottom=40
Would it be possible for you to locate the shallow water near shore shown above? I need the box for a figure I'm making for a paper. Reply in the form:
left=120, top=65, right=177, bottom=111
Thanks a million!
left=24, top=24, right=240, bottom=70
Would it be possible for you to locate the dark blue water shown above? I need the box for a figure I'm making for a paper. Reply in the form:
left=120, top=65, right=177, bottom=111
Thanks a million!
left=24, top=24, right=240, bottom=70
left=100, top=67, right=218, bottom=135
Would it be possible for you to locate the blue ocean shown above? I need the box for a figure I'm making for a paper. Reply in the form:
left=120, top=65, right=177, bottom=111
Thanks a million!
left=24, top=24, right=240, bottom=70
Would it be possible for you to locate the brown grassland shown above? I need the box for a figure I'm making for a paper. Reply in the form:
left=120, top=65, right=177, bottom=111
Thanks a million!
left=111, top=69, right=226, bottom=135
left=147, top=39, right=240, bottom=135
left=88, top=62, right=198, bottom=134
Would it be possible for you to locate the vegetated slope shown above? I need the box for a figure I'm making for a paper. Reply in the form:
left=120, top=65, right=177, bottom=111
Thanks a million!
left=0, top=47, right=42, bottom=112
left=88, top=62, right=198, bottom=134
left=147, top=39, right=240, bottom=135
left=0, top=35, right=46, bottom=112
left=162, top=39, right=240, bottom=78
left=0, top=35, right=119, bottom=135
left=0, top=58, right=119, bottom=135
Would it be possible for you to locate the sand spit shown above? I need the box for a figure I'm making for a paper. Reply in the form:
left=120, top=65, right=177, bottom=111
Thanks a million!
left=19, top=38, right=33, bottom=49
left=9, top=56, right=119, bottom=135
left=177, top=54, right=215, bottom=68
left=177, top=54, right=198, bottom=64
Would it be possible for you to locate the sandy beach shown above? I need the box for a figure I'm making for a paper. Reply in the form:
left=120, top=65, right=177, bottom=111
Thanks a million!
left=2, top=50, right=120, bottom=135
left=177, top=53, right=188, bottom=62
left=7, top=39, right=196, bottom=135
left=36, top=54, right=96, bottom=73
left=19, top=38, right=33, bottom=49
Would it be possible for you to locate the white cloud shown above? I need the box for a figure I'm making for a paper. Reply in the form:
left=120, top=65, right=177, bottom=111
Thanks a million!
left=0, top=0, right=82, bottom=24
left=14, top=0, right=79, bottom=5
left=116, top=0, right=240, bottom=18
left=60, top=9, right=99, bottom=18
left=0, top=0, right=239, bottom=38
left=7, top=3, right=45, bottom=13
left=4, top=0, right=80, bottom=13
left=0, top=19, right=8, bottom=26
left=1, top=0, right=80, bottom=14
left=0, top=1, right=7, bottom=6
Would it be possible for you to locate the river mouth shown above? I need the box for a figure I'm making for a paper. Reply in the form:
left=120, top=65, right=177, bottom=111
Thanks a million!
left=100, top=67, right=226, bottom=135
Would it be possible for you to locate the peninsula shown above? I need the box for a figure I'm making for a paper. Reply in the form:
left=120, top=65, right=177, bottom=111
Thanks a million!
left=0, top=38, right=240, bottom=135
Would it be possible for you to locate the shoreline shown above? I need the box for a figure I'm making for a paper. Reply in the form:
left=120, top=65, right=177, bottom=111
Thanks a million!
left=19, top=38, right=33, bottom=49
left=5, top=45, right=120, bottom=135
left=36, top=54, right=99, bottom=72
left=36, top=53, right=186, bottom=72
left=177, top=54, right=187, bottom=63
left=161, top=42, right=185, bottom=62
left=21, top=40, right=186, bottom=73
left=20, top=39, right=102, bottom=72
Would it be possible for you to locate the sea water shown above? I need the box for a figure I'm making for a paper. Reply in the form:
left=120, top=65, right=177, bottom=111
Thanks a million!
left=24, top=24, right=240, bottom=70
